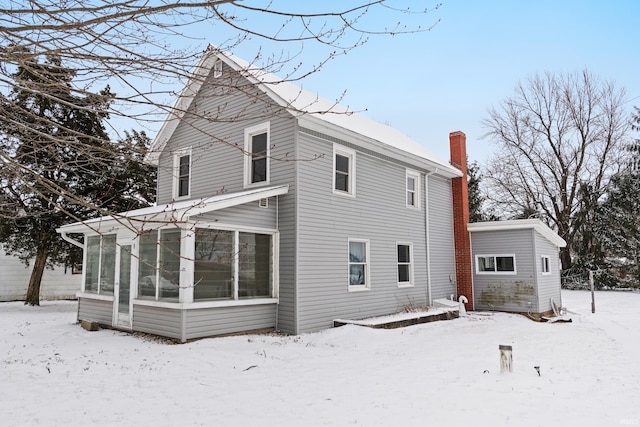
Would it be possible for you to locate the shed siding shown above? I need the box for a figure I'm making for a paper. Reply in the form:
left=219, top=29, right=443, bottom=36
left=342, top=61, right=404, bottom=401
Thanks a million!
left=1, top=250, right=81, bottom=301
left=132, top=305, right=183, bottom=340
left=534, top=231, right=562, bottom=312
left=471, top=229, right=536, bottom=312
left=77, top=297, right=113, bottom=325
left=185, top=304, right=276, bottom=340
left=153, top=62, right=298, bottom=334
left=426, top=176, right=457, bottom=300
left=295, top=130, right=440, bottom=333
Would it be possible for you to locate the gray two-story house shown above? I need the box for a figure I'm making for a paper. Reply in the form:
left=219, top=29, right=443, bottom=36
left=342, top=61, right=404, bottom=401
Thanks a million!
left=57, top=46, right=468, bottom=342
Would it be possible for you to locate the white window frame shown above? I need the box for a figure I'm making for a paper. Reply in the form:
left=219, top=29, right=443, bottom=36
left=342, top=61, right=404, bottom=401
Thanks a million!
left=396, top=242, right=414, bottom=287
left=406, top=169, right=421, bottom=209
left=244, top=122, right=271, bottom=188
left=348, top=239, right=370, bottom=291
left=172, top=147, right=192, bottom=200
left=333, top=145, right=356, bottom=197
left=541, top=255, right=551, bottom=275
left=213, top=59, right=223, bottom=78
left=475, top=254, right=517, bottom=275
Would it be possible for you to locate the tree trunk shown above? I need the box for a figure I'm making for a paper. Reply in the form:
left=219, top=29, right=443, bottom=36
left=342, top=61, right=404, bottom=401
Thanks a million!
left=24, top=246, right=49, bottom=306
left=560, top=246, right=572, bottom=272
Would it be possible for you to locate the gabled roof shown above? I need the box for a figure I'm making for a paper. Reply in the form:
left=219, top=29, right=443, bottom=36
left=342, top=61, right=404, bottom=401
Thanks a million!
left=467, top=219, right=567, bottom=248
left=145, top=45, right=462, bottom=178
left=56, top=185, right=289, bottom=234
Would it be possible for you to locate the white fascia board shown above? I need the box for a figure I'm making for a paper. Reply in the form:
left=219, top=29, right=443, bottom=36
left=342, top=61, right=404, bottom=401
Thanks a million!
left=297, top=115, right=462, bottom=179
left=468, top=219, right=567, bottom=248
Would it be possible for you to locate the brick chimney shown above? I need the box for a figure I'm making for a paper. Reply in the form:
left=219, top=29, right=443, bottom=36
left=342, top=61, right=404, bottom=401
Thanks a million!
left=449, top=131, right=473, bottom=310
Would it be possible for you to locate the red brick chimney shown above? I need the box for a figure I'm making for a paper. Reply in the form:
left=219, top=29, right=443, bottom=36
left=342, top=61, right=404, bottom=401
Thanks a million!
left=449, top=131, right=473, bottom=310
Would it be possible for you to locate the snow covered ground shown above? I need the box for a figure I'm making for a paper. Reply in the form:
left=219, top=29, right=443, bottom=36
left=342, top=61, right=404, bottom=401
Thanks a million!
left=1, top=290, right=639, bottom=426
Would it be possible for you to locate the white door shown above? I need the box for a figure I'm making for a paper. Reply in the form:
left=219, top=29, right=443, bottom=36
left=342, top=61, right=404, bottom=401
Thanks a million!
left=114, top=242, right=133, bottom=328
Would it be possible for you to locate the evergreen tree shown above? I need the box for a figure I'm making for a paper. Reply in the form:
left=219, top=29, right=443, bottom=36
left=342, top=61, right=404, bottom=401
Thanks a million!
left=468, top=160, right=485, bottom=223
left=0, top=53, right=156, bottom=305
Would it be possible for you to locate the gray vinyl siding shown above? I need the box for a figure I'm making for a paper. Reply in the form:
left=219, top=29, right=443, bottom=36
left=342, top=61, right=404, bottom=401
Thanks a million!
left=185, top=304, right=276, bottom=340
left=132, top=305, right=183, bottom=340
left=426, top=175, right=457, bottom=300
left=152, top=62, right=298, bottom=334
left=534, top=231, right=562, bottom=312
left=294, top=130, right=436, bottom=333
left=195, top=198, right=278, bottom=230
left=471, top=229, right=536, bottom=312
left=77, top=297, right=113, bottom=325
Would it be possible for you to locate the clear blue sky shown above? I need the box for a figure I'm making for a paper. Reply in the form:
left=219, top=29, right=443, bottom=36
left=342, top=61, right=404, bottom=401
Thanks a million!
left=134, top=1, right=640, bottom=165
left=214, top=0, right=640, bottom=165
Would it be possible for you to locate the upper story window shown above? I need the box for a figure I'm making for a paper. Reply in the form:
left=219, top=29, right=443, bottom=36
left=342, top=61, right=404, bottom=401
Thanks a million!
left=213, top=59, right=223, bottom=78
left=244, top=122, right=270, bottom=187
left=476, top=254, right=517, bottom=275
left=333, top=145, right=356, bottom=196
left=172, top=148, right=191, bottom=199
left=406, top=170, right=420, bottom=209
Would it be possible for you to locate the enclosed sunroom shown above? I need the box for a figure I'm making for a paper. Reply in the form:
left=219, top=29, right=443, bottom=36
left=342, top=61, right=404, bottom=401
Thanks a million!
left=57, top=185, right=288, bottom=342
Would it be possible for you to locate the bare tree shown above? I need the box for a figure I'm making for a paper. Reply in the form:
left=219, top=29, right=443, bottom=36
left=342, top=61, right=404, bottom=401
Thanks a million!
left=482, top=70, right=631, bottom=271
left=0, top=1, right=440, bottom=303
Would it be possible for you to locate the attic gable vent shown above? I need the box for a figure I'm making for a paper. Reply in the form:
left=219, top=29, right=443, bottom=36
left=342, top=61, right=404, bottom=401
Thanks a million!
left=258, top=198, right=268, bottom=208
left=213, top=59, right=223, bottom=78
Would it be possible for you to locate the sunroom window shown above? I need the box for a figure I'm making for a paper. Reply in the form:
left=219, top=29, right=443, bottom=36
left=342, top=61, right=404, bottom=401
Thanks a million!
left=137, top=229, right=181, bottom=301
left=84, top=234, right=116, bottom=295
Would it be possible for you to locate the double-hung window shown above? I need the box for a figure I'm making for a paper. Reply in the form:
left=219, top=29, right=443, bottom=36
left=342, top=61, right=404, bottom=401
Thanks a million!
left=173, top=148, right=191, bottom=199
left=397, top=243, right=413, bottom=286
left=476, top=254, right=517, bottom=274
left=406, top=170, right=420, bottom=208
left=244, top=122, right=270, bottom=187
left=333, top=145, right=355, bottom=196
left=348, top=239, right=369, bottom=290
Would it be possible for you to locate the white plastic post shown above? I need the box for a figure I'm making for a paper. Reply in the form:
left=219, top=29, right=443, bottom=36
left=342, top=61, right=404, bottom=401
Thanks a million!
left=499, top=345, right=513, bottom=373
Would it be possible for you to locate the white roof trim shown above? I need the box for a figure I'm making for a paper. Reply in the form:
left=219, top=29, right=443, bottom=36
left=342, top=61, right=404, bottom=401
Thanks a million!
left=467, top=219, right=567, bottom=248
left=145, top=45, right=462, bottom=178
left=56, top=185, right=289, bottom=234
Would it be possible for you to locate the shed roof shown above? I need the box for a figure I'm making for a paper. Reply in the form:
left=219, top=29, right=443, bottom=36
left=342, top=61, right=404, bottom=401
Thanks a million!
left=145, top=45, right=462, bottom=178
left=467, top=219, right=567, bottom=248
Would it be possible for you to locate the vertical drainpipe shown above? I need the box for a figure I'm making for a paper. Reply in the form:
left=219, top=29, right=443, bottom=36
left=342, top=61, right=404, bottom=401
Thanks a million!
left=424, top=169, right=439, bottom=306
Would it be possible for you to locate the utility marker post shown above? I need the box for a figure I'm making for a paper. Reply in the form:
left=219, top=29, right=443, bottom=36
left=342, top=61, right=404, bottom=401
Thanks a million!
left=589, top=270, right=595, bottom=314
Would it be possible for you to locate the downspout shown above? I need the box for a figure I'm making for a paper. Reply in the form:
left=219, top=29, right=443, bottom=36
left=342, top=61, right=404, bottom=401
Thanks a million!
left=59, top=231, right=84, bottom=249
left=424, top=168, right=439, bottom=306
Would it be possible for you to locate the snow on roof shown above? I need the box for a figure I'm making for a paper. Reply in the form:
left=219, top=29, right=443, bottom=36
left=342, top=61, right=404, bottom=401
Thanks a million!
left=147, top=46, right=461, bottom=178
left=467, top=219, right=567, bottom=248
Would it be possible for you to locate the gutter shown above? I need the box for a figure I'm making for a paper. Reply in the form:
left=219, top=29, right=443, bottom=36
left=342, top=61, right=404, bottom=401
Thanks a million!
left=58, top=230, right=84, bottom=249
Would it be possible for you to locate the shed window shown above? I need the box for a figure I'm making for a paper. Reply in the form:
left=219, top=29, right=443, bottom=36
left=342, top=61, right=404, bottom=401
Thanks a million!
left=541, top=256, right=551, bottom=275
left=476, top=255, right=516, bottom=275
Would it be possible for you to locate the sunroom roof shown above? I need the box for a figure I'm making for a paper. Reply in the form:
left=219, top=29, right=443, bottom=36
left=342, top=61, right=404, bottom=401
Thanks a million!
left=56, top=185, right=289, bottom=235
